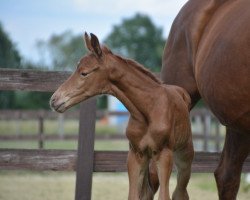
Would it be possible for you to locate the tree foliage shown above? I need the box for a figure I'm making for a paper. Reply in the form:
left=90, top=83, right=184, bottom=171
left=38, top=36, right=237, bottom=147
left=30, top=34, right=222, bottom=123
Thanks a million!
left=104, top=13, right=165, bottom=72
left=0, top=23, right=54, bottom=110
left=0, top=23, right=21, bottom=69
left=36, top=30, right=87, bottom=70
left=14, top=91, right=52, bottom=110
left=0, top=23, right=22, bottom=109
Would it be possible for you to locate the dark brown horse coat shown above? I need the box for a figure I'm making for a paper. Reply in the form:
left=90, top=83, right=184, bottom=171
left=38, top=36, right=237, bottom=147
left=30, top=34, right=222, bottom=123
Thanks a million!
left=161, top=0, right=250, bottom=199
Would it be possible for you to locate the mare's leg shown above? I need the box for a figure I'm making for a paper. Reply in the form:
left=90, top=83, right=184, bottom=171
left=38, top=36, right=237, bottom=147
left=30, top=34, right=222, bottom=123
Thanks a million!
left=214, top=127, right=250, bottom=200
left=154, top=148, right=173, bottom=200
left=172, top=140, right=194, bottom=200
left=127, top=149, right=153, bottom=200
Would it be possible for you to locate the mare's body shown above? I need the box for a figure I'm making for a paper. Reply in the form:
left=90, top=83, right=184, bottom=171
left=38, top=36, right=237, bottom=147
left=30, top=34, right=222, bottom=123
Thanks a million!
left=161, top=0, right=250, bottom=199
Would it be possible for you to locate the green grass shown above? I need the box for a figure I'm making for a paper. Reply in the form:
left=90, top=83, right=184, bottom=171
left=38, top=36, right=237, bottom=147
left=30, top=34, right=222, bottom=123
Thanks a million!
left=95, top=140, right=129, bottom=151
left=0, top=139, right=129, bottom=151
left=0, top=119, right=119, bottom=136
left=0, top=171, right=75, bottom=200
left=0, top=120, right=38, bottom=135
left=0, top=171, right=249, bottom=200
left=0, top=141, right=40, bottom=149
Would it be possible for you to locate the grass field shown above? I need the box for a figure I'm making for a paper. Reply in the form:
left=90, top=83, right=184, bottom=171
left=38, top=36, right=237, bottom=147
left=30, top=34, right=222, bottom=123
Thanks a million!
left=0, top=171, right=250, bottom=200
left=0, top=119, right=119, bottom=136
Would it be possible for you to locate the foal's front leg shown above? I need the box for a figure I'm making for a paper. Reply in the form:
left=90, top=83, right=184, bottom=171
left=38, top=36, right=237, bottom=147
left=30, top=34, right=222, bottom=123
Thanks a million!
left=154, top=148, right=173, bottom=200
left=127, top=149, right=142, bottom=200
left=127, top=149, right=153, bottom=200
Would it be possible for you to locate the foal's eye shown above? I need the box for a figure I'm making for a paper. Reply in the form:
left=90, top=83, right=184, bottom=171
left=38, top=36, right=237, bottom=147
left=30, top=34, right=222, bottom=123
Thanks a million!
left=81, top=72, right=88, bottom=77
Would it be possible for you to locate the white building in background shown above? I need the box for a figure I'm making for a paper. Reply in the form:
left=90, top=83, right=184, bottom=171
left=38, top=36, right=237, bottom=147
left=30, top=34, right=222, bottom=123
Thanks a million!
left=108, top=96, right=129, bottom=130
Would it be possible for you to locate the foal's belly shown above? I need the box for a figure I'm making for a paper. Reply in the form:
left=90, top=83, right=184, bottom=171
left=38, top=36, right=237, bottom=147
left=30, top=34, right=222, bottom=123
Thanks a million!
left=195, top=1, right=250, bottom=131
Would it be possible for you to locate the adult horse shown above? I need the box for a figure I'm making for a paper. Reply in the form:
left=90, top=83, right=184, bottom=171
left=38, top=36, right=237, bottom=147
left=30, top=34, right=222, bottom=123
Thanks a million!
left=161, top=0, right=250, bottom=199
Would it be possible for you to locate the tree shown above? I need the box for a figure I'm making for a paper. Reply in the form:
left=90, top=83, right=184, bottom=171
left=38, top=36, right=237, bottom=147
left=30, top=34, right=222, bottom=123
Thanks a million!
left=0, top=23, right=21, bottom=69
left=36, top=30, right=87, bottom=70
left=0, top=23, right=57, bottom=110
left=104, top=13, right=165, bottom=72
left=0, top=23, right=22, bottom=109
left=14, top=91, right=52, bottom=110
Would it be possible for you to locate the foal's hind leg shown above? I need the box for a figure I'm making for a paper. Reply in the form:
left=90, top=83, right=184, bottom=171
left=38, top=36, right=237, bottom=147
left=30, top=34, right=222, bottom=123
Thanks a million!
left=172, top=139, right=194, bottom=200
left=214, top=127, right=250, bottom=200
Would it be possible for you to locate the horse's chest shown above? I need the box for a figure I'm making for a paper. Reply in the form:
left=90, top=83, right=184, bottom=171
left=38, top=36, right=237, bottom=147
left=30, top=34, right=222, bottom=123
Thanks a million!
left=126, top=124, right=168, bottom=153
left=138, top=134, right=162, bottom=152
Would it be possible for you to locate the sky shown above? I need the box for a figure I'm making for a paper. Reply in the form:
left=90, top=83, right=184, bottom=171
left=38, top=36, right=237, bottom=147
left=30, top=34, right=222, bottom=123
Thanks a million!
left=0, top=0, right=188, bottom=63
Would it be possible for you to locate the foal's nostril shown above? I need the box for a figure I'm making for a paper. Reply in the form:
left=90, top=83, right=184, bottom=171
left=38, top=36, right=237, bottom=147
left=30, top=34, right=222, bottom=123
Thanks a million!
left=50, top=96, right=57, bottom=108
left=51, top=98, right=56, bottom=103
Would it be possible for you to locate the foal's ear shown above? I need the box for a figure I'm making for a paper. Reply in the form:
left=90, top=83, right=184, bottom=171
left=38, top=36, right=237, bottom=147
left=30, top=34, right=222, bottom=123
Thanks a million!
left=84, top=32, right=93, bottom=52
left=90, top=33, right=103, bottom=58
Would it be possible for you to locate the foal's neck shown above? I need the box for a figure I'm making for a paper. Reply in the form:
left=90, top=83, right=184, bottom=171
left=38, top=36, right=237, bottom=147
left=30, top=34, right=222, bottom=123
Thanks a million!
left=108, top=55, right=162, bottom=122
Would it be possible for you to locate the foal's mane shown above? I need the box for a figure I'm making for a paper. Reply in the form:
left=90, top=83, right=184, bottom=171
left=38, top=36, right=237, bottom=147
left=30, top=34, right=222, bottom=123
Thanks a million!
left=102, top=46, right=162, bottom=84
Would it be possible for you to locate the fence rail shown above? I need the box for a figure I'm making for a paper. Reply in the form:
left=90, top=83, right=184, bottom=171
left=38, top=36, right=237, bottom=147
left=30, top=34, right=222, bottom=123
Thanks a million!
left=1, top=149, right=250, bottom=173
left=0, top=68, right=71, bottom=92
left=0, top=108, right=224, bottom=151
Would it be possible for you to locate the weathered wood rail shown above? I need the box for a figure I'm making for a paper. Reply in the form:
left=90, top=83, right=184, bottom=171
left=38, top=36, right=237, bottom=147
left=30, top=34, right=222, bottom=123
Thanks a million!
left=1, top=68, right=250, bottom=200
left=1, top=149, right=250, bottom=173
left=0, top=68, right=71, bottom=92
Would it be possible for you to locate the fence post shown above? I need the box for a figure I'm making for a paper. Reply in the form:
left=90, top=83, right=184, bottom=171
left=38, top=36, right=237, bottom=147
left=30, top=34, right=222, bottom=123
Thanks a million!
left=215, top=122, right=220, bottom=152
left=203, top=114, right=211, bottom=151
left=75, top=97, right=97, bottom=200
left=38, top=115, right=44, bottom=149
left=15, top=111, right=21, bottom=137
left=58, top=114, right=65, bottom=139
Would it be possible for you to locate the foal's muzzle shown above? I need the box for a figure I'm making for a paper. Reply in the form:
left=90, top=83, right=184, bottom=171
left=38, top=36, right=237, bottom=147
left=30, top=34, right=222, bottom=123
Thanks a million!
left=50, top=94, right=67, bottom=113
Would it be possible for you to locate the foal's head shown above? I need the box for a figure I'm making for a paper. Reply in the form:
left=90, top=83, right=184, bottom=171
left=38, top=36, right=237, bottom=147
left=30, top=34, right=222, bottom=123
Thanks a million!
left=50, top=33, right=111, bottom=113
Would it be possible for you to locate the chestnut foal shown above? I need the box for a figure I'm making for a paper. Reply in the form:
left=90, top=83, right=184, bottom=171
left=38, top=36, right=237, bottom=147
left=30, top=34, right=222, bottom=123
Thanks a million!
left=50, top=33, right=194, bottom=200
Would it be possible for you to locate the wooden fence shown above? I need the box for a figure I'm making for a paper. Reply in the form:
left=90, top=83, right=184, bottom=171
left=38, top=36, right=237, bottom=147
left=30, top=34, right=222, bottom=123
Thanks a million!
left=0, top=109, right=224, bottom=152
left=1, top=68, right=250, bottom=200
